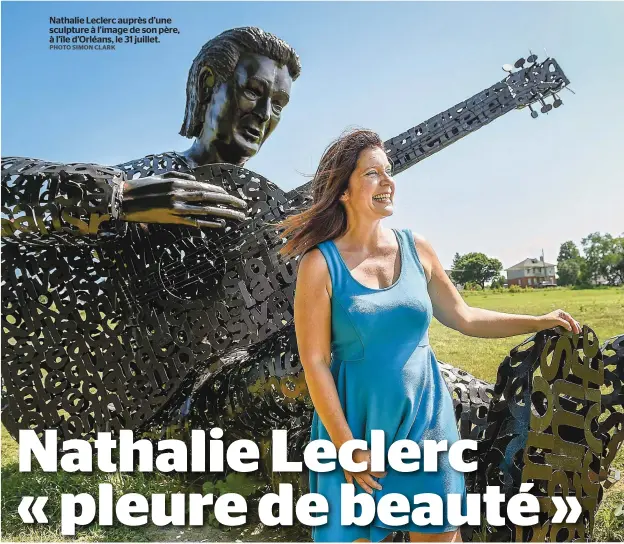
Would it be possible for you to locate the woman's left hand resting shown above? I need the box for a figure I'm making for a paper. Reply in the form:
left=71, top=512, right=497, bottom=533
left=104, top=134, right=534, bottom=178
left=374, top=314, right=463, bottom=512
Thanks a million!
left=535, top=309, right=581, bottom=334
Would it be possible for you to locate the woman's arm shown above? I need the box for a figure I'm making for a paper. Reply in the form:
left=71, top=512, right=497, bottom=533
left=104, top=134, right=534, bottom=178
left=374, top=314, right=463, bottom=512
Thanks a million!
left=294, top=249, right=354, bottom=448
left=412, top=232, right=581, bottom=338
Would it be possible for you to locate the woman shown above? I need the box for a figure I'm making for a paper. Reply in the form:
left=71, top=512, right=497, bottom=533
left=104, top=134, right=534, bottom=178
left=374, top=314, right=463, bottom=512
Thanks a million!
left=278, top=129, right=580, bottom=543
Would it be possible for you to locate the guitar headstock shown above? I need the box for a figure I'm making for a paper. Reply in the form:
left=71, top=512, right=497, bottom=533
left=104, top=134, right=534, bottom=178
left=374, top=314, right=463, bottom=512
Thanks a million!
left=502, top=54, right=570, bottom=117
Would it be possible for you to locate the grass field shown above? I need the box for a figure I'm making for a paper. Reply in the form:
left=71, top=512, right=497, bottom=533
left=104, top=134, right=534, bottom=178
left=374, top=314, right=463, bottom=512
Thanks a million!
left=2, top=287, right=623, bottom=542
left=430, top=286, right=624, bottom=383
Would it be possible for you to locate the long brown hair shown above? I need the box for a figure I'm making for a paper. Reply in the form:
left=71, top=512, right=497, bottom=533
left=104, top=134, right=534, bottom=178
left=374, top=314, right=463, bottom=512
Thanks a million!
left=276, top=128, right=385, bottom=261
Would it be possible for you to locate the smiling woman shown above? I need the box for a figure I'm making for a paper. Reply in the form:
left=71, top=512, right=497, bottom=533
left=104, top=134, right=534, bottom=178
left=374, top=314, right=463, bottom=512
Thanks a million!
left=280, top=130, right=468, bottom=543
left=279, top=128, right=582, bottom=543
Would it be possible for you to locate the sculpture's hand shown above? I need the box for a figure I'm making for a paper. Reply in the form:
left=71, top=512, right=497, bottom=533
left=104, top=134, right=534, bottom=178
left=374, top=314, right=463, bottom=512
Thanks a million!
left=117, top=171, right=248, bottom=228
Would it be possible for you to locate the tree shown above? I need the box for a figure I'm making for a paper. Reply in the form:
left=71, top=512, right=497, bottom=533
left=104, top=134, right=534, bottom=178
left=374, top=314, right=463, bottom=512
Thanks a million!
left=451, top=253, right=461, bottom=271
left=605, top=236, right=624, bottom=285
left=556, top=240, right=583, bottom=286
left=451, top=252, right=503, bottom=289
left=557, top=259, right=581, bottom=286
left=557, top=241, right=580, bottom=264
left=581, top=232, right=624, bottom=286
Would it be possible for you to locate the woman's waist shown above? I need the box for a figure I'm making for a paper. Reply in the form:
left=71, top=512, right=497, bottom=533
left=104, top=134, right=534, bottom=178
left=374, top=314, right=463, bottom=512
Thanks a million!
left=331, top=334, right=431, bottom=362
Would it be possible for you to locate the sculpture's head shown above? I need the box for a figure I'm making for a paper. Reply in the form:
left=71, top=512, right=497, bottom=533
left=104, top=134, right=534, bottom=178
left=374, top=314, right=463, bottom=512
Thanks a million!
left=277, top=128, right=393, bottom=261
left=180, top=27, right=301, bottom=165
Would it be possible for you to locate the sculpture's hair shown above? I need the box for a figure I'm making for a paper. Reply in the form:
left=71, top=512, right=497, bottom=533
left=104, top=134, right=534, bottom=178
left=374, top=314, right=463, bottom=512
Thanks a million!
left=180, top=27, right=301, bottom=139
left=277, top=128, right=386, bottom=261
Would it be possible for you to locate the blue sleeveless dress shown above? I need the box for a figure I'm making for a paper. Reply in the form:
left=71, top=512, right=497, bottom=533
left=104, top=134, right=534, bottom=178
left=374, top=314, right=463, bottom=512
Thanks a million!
left=308, top=228, right=466, bottom=542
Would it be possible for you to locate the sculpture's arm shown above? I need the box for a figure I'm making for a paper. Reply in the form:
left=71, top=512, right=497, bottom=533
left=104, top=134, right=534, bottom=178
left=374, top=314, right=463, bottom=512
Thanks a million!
left=1, top=156, right=249, bottom=247
left=1, top=156, right=127, bottom=246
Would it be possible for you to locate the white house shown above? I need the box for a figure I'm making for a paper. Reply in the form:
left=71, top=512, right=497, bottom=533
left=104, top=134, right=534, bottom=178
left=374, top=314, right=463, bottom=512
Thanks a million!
left=506, top=253, right=557, bottom=287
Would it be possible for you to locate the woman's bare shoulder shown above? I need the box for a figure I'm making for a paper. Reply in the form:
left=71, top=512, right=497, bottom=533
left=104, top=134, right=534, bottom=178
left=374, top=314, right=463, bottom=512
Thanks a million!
left=297, top=247, right=331, bottom=294
left=407, top=230, right=434, bottom=256
left=299, top=247, right=328, bottom=272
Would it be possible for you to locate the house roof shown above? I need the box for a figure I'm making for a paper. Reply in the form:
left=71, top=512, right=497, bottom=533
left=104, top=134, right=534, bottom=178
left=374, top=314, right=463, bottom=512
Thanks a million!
left=506, top=258, right=556, bottom=271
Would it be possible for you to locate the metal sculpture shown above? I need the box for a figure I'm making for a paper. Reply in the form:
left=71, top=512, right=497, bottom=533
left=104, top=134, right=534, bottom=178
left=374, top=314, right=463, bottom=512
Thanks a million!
left=4, top=42, right=619, bottom=542
left=2, top=25, right=301, bottom=438
left=135, top=53, right=572, bottom=434
left=474, top=327, right=617, bottom=542
left=141, top=54, right=575, bottom=428
left=598, top=334, right=624, bottom=487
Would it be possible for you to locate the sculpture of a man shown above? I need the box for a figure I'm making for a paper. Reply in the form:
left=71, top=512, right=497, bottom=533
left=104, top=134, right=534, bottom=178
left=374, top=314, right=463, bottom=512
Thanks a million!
left=179, top=28, right=295, bottom=167
left=1, top=26, right=301, bottom=439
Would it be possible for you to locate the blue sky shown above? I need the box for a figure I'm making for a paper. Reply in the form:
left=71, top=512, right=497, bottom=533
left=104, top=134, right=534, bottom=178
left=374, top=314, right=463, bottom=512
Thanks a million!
left=2, top=1, right=623, bottom=269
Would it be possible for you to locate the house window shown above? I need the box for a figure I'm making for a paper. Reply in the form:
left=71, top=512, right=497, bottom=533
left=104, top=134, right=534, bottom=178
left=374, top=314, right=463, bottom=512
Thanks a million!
left=528, top=278, right=532, bottom=285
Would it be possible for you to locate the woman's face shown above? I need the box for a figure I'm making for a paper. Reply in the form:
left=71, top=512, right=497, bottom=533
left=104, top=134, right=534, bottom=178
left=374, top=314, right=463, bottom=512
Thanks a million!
left=341, top=146, right=395, bottom=219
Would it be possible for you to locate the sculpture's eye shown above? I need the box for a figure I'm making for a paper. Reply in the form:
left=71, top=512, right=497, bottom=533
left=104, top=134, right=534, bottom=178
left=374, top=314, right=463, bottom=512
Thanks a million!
left=244, top=87, right=261, bottom=100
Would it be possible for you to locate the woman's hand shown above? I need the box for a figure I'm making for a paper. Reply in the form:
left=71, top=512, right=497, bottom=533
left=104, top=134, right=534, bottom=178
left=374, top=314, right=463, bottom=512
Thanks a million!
left=536, top=309, right=581, bottom=334
left=343, top=449, right=387, bottom=494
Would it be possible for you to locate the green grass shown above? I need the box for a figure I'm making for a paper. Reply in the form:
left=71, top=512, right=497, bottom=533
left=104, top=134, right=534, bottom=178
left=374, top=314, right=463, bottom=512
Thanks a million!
left=593, top=481, right=624, bottom=542
left=1, top=426, right=190, bottom=542
left=430, top=286, right=624, bottom=383
left=2, top=287, right=623, bottom=541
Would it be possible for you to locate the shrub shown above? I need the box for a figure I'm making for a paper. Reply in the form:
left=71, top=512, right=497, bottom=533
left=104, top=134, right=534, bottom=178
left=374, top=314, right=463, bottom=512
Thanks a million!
left=464, top=281, right=483, bottom=291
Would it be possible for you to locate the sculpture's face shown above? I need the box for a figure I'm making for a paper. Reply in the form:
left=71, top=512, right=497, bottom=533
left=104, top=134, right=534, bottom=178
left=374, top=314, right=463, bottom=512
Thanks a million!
left=202, top=52, right=293, bottom=164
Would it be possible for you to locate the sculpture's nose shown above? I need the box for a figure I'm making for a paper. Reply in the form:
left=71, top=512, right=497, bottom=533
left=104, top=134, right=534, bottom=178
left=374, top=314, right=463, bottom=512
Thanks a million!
left=253, top=96, right=271, bottom=124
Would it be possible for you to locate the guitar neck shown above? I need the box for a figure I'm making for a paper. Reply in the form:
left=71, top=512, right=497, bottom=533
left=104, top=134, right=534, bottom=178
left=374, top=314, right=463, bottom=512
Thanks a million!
left=288, top=56, right=569, bottom=198
left=384, top=81, right=516, bottom=175
left=287, top=83, right=514, bottom=199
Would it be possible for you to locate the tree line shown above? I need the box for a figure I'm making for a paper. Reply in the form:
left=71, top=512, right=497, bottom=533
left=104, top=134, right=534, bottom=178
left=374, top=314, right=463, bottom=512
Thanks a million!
left=449, top=231, right=623, bottom=289
left=557, top=232, right=624, bottom=287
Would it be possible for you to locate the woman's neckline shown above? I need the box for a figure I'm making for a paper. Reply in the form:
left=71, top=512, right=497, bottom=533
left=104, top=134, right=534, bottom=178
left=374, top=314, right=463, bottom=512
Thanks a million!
left=328, top=228, right=405, bottom=292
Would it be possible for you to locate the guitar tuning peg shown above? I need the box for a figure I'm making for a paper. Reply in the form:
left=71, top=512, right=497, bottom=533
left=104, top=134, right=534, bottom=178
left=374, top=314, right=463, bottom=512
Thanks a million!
left=514, top=58, right=526, bottom=69
left=528, top=53, right=538, bottom=63
left=502, top=64, right=514, bottom=73
left=529, top=104, right=539, bottom=119
left=539, top=97, right=553, bottom=114
left=553, top=94, right=563, bottom=108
